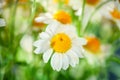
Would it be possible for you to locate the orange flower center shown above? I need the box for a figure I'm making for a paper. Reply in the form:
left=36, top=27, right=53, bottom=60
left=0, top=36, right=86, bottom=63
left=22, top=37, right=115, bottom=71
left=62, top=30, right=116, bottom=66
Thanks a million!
left=86, top=0, right=100, bottom=6
left=51, top=33, right=71, bottom=53
left=110, top=8, right=120, bottom=19
left=53, top=10, right=71, bottom=24
left=84, top=37, right=100, bottom=53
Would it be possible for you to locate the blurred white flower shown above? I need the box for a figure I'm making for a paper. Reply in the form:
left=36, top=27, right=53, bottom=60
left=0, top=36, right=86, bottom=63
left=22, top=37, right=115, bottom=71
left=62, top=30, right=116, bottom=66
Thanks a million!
left=20, top=35, right=33, bottom=53
left=100, top=1, right=120, bottom=29
left=69, top=0, right=104, bottom=31
left=36, top=0, right=58, bottom=13
left=0, top=18, right=6, bottom=27
left=84, top=36, right=111, bottom=67
left=33, top=23, right=86, bottom=71
left=115, top=0, right=120, bottom=11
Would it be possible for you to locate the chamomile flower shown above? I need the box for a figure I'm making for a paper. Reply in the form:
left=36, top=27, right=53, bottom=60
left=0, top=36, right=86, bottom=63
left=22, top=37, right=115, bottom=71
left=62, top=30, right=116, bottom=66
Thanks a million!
left=35, top=10, right=71, bottom=25
left=69, top=0, right=103, bottom=30
left=84, top=36, right=110, bottom=66
left=33, top=23, right=87, bottom=71
left=100, top=1, right=120, bottom=29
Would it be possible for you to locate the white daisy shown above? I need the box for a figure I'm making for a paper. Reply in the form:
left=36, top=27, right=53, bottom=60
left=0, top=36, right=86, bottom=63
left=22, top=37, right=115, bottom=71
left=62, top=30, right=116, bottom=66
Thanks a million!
left=69, top=0, right=104, bottom=31
left=35, top=10, right=72, bottom=25
left=100, top=1, right=120, bottom=29
left=33, top=22, right=86, bottom=71
left=84, top=36, right=111, bottom=67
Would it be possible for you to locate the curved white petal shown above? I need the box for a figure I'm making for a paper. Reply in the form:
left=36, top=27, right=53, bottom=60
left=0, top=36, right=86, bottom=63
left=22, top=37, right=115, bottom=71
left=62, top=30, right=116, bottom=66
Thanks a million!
left=39, top=32, right=50, bottom=39
left=51, top=53, right=62, bottom=71
left=46, top=22, right=59, bottom=36
left=72, top=38, right=87, bottom=46
left=62, top=54, right=69, bottom=70
left=66, top=50, right=79, bottom=67
left=71, top=46, right=84, bottom=58
left=43, top=48, right=53, bottom=63
left=35, top=13, right=53, bottom=24
left=33, top=40, right=50, bottom=54
left=57, top=25, right=77, bottom=39
left=34, top=47, right=42, bottom=54
left=33, top=39, right=46, bottom=47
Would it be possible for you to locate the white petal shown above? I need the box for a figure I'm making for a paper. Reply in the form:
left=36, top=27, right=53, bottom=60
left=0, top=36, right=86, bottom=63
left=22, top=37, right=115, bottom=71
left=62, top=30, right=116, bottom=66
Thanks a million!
left=46, top=22, right=58, bottom=36
left=35, top=16, right=53, bottom=24
left=34, top=47, right=42, bottom=54
left=57, top=25, right=77, bottom=39
left=73, top=38, right=87, bottom=46
left=39, top=32, right=50, bottom=39
left=62, top=54, right=69, bottom=70
left=43, top=48, right=53, bottom=63
left=33, top=39, right=45, bottom=47
left=72, top=46, right=84, bottom=58
left=51, top=53, right=62, bottom=71
left=66, top=50, right=79, bottom=67
left=33, top=40, right=50, bottom=54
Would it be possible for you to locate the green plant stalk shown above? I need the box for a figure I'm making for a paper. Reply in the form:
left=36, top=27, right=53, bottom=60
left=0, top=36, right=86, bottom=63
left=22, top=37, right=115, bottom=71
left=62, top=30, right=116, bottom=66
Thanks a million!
left=79, top=0, right=86, bottom=36
left=8, top=1, right=17, bottom=49
left=82, top=0, right=114, bottom=34
left=29, top=0, right=36, bottom=26
left=81, top=0, right=86, bottom=21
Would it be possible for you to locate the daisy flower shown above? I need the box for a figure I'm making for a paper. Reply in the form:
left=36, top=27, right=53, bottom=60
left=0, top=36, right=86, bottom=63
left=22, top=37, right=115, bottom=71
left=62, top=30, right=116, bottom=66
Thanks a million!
left=100, top=0, right=120, bottom=29
left=35, top=10, right=72, bottom=25
left=84, top=36, right=110, bottom=66
left=33, top=23, right=87, bottom=71
left=69, top=0, right=104, bottom=30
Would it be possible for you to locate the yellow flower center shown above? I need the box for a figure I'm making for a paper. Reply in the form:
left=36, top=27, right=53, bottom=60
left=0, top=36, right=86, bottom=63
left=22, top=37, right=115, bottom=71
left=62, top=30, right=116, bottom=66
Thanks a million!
left=86, top=0, right=100, bottom=6
left=84, top=37, right=100, bottom=53
left=53, top=0, right=69, bottom=5
left=53, top=11, right=71, bottom=24
left=110, top=8, right=120, bottom=19
left=51, top=33, right=71, bottom=53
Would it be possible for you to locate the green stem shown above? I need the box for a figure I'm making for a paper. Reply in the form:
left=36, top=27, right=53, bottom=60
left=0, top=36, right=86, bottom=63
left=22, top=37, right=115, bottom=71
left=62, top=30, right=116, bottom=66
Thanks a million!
left=27, top=0, right=36, bottom=33
left=80, top=0, right=86, bottom=36
left=82, top=0, right=113, bottom=34
left=81, top=0, right=86, bottom=21
left=9, top=1, right=17, bottom=48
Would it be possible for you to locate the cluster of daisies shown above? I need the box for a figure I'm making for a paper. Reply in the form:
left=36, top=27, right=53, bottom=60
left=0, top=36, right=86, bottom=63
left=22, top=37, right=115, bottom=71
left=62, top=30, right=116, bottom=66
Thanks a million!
left=33, top=10, right=87, bottom=71
left=33, top=0, right=120, bottom=71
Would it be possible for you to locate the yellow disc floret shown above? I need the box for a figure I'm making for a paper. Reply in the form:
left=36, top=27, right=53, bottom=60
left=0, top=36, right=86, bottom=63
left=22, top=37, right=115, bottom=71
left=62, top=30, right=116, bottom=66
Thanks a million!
left=53, top=11, right=71, bottom=24
left=86, top=0, right=100, bottom=6
left=51, top=33, right=71, bottom=53
left=53, top=0, right=69, bottom=5
left=84, top=37, right=100, bottom=53
left=110, top=8, right=120, bottom=19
